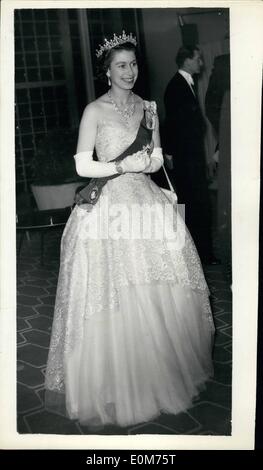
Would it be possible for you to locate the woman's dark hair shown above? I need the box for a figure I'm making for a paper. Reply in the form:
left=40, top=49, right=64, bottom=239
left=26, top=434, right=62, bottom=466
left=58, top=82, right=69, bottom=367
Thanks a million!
left=96, top=41, right=138, bottom=83
left=175, top=45, right=199, bottom=68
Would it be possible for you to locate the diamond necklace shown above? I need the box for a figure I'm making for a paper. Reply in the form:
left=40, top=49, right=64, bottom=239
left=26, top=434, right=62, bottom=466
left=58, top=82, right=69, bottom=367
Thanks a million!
left=107, top=90, right=135, bottom=124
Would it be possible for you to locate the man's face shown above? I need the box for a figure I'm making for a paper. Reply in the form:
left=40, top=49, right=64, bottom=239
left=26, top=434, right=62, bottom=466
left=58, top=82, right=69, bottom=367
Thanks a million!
left=187, top=50, right=203, bottom=75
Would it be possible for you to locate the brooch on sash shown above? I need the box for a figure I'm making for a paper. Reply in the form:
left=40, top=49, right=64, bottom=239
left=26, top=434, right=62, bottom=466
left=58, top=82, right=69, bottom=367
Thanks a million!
left=143, top=101, right=157, bottom=130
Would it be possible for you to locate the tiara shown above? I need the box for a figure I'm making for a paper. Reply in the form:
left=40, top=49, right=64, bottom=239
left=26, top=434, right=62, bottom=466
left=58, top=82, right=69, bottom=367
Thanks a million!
left=96, top=31, right=137, bottom=58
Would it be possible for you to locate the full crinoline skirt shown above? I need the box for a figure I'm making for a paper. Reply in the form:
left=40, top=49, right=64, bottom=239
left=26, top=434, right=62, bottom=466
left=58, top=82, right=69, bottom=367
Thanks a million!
left=45, top=173, right=215, bottom=427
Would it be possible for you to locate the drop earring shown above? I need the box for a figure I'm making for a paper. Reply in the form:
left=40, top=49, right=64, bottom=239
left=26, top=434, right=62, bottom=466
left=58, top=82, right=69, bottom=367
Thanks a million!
left=107, top=75, right=111, bottom=87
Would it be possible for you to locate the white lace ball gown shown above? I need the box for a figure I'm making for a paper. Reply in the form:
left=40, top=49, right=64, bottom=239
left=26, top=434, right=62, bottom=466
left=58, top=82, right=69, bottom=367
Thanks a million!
left=45, top=113, right=215, bottom=428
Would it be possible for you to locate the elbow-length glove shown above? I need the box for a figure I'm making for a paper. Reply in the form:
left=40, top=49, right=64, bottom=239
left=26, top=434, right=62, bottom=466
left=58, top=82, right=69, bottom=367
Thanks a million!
left=145, top=147, right=164, bottom=173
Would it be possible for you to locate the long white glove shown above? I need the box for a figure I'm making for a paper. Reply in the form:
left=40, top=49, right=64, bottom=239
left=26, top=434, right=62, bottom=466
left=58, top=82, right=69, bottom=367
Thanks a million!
left=74, top=150, right=151, bottom=177
left=144, top=147, right=164, bottom=173
left=74, top=151, right=118, bottom=178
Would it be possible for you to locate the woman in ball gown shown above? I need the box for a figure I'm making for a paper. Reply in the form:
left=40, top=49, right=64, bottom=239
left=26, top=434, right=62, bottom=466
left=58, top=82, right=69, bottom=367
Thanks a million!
left=45, top=32, right=215, bottom=428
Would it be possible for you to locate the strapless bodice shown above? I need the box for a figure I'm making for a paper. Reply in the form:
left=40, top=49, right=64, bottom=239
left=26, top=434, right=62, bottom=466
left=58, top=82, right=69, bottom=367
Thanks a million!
left=95, top=118, right=142, bottom=162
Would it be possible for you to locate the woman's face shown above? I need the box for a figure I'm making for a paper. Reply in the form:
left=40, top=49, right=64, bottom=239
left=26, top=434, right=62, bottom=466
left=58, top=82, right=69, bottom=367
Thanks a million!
left=107, top=49, right=138, bottom=91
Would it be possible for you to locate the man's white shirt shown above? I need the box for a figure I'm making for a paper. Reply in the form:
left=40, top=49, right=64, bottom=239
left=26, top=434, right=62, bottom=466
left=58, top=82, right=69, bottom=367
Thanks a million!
left=178, top=69, right=196, bottom=96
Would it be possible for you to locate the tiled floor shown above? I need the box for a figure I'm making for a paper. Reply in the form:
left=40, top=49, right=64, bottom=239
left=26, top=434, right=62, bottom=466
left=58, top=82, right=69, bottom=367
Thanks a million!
left=17, top=228, right=232, bottom=435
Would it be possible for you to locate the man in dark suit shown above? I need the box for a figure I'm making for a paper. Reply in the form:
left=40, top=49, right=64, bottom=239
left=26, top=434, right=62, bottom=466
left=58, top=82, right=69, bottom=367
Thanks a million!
left=164, top=45, right=218, bottom=264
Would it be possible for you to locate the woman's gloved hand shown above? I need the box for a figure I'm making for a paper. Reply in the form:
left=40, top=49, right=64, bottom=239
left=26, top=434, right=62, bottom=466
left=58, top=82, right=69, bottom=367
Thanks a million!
left=121, top=149, right=151, bottom=173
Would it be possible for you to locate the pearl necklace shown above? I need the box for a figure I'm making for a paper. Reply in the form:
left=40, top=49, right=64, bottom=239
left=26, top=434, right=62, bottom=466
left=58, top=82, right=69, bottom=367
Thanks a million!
left=107, top=90, right=135, bottom=125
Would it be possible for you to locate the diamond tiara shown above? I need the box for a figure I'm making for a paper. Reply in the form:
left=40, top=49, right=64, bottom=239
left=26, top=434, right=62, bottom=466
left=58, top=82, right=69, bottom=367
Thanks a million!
left=96, top=30, right=137, bottom=58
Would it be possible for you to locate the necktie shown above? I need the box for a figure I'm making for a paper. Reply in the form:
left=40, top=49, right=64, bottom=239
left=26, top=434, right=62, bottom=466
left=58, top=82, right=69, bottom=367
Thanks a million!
left=189, top=79, right=196, bottom=96
left=189, top=76, right=194, bottom=86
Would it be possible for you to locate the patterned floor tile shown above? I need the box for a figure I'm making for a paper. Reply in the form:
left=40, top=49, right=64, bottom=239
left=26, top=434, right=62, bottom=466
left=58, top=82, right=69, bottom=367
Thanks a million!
left=24, top=278, right=51, bottom=287
left=212, top=300, right=232, bottom=312
left=22, top=329, right=50, bottom=348
left=17, top=343, right=49, bottom=367
left=26, top=315, right=53, bottom=333
left=128, top=422, right=178, bottom=435
left=220, top=325, right=232, bottom=338
left=197, top=380, right=232, bottom=410
left=216, top=312, right=232, bottom=324
left=17, top=306, right=39, bottom=318
left=46, top=281, right=59, bottom=289
left=29, top=269, right=58, bottom=280
left=212, top=289, right=232, bottom=301
left=35, top=387, right=45, bottom=404
left=213, top=362, right=232, bottom=386
left=45, top=286, right=57, bottom=295
left=24, top=409, right=81, bottom=434
left=79, top=423, right=129, bottom=435
left=17, top=332, right=27, bottom=345
left=213, top=315, right=229, bottom=329
left=213, top=343, right=232, bottom=364
left=17, top=263, right=35, bottom=273
left=17, top=416, right=31, bottom=434
left=17, top=295, right=40, bottom=306
left=153, top=411, right=201, bottom=434
left=17, top=383, right=43, bottom=414
left=214, top=329, right=232, bottom=347
left=187, top=403, right=231, bottom=435
left=224, top=344, right=232, bottom=353
left=39, top=295, right=56, bottom=305
left=211, top=305, right=226, bottom=315
left=17, top=361, right=45, bottom=388
left=17, top=285, right=48, bottom=297
left=34, top=305, right=56, bottom=317
left=17, top=317, right=30, bottom=331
